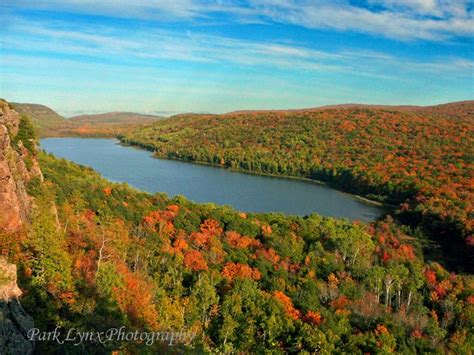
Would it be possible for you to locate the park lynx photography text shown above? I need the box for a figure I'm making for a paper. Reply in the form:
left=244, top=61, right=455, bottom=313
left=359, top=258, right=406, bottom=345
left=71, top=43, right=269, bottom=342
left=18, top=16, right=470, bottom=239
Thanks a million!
left=27, top=326, right=197, bottom=347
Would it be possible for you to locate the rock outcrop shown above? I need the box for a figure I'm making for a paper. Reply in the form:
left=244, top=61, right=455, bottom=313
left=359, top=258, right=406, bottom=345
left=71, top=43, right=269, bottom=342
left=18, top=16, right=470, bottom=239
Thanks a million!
left=0, top=258, right=35, bottom=355
left=0, top=100, right=41, bottom=233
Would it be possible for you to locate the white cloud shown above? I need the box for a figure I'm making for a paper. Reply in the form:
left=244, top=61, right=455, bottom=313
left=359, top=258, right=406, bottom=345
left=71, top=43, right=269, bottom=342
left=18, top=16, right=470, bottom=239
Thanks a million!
left=250, top=0, right=473, bottom=41
left=3, top=0, right=473, bottom=41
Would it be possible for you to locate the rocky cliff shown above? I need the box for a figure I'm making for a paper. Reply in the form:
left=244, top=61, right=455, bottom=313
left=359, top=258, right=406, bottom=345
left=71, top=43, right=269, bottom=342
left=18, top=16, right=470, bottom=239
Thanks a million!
left=0, top=100, right=42, bottom=232
left=0, top=99, right=39, bottom=354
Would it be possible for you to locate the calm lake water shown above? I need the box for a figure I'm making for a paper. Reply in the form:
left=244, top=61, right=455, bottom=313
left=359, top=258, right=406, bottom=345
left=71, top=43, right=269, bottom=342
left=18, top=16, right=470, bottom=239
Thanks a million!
left=40, top=138, right=385, bottom=221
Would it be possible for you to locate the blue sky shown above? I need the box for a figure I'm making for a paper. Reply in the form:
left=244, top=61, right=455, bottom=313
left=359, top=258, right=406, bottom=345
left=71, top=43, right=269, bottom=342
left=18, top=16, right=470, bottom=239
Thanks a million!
left=1, top=1, right=473, bottom=116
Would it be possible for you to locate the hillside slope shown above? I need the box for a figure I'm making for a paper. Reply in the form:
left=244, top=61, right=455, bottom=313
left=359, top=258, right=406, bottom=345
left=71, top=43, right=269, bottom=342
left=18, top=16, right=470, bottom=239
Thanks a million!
left=11, top=102, right=65, bottom=135
left=119, top=101, right=474, bottom=271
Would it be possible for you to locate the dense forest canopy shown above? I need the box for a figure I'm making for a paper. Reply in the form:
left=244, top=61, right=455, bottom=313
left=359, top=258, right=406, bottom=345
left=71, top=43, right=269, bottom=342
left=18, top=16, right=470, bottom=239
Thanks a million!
left=2, top=150, right=472, bottom=353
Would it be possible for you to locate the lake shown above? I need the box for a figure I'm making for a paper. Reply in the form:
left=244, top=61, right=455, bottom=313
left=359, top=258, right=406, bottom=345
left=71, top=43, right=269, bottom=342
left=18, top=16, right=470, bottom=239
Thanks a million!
left=40, top=138, right=385, bottom=221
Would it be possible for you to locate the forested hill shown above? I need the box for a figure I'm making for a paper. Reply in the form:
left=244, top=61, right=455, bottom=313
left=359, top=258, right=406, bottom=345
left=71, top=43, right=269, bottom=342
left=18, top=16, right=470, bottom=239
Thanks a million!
left=119, top=101, right=474, bottom=272
left=1, top=98, right=473, bottom=353
left=10, top=101, right=161, bottom=137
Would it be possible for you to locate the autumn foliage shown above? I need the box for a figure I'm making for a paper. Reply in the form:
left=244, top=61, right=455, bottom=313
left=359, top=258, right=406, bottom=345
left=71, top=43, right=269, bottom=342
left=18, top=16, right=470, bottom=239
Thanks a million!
left=184, top=250, right=208, bottom=271
left=221, top=262, right=261, bottom=281
left=4, top=143, right=472, bottom=354
left=273, top=291, right=300, bottom=320
left=304, top=311, right=323, bottom=326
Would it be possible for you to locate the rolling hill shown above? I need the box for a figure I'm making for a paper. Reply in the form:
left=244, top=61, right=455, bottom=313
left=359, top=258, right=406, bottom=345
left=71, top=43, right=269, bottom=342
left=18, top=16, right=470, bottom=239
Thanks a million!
left=68, top=111, right=162, bottom=125
left=10, top=102, right=162, bottom=137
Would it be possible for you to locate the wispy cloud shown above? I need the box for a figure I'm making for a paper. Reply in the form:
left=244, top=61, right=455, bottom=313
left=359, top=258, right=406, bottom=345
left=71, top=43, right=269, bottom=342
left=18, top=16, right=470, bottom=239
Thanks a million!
left=3, top=0, right=473, bottom=41
left=368, top=0, right=470, bottom=17
left=249, top=0, right=473, bottom=41
left=3, top=16, right=472, bottom=82
left=1, top=0, right=257, bottom=22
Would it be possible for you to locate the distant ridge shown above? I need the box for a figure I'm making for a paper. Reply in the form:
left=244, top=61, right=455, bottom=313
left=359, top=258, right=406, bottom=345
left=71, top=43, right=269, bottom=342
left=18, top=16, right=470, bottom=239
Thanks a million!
left=68, top=112, right=162, bottom=125
left=53, top=111, right=163, bottom=137
left=226, top=100, right=474, bottom=117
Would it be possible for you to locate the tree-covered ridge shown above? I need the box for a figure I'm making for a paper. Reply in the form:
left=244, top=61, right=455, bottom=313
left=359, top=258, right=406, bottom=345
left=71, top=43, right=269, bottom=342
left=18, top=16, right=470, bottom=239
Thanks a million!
left=3, top=151, right=472, bottom=353
left=119, top=104, right=474, bottom=271
left=227, top=100, right=474, bottom=121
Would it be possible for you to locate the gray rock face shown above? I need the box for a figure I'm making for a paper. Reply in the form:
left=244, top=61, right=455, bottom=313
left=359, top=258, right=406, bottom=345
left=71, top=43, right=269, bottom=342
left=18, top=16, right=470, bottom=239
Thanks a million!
left=0, top=258, right=35, bottom=354
left=0, top=299, right=35, bottom=355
